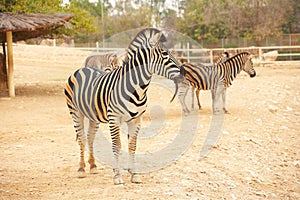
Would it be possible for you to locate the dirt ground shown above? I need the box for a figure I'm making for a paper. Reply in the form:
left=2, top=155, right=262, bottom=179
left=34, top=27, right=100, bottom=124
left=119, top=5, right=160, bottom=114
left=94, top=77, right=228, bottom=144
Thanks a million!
left=0, top=60, right=299, bottom=199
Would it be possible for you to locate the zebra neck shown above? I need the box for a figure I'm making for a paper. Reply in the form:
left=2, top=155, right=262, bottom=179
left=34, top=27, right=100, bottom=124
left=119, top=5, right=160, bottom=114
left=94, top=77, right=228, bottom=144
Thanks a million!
left=123, top=53, right=152, bottom=95
left=220, top=61, right=243, bottom=86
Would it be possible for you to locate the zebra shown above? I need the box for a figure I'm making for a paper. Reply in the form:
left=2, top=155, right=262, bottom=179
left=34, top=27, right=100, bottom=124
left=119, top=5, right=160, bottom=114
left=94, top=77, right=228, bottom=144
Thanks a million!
left=84, top=52, right=118, bottom=69
left=173, top=52, right=255, bottom=114
left=85, top=51, right=128, bottom=73
left=170, top=51, right=230, bottom=113
left=190, top=52, right=230, bottom=111
left=64, top=28, right=185, bottom=185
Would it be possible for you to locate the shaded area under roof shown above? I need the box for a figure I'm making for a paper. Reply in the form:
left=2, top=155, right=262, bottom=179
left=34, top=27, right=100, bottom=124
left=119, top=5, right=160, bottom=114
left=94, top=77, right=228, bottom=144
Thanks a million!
left=0, top=12, right=73, bottom=97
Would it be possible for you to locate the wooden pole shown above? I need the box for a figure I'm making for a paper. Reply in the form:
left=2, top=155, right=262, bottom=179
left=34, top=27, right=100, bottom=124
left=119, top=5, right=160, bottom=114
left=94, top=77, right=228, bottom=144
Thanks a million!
left=0, top=42, right=8, bottom=93
left=6, top=31, right=15, bottom=97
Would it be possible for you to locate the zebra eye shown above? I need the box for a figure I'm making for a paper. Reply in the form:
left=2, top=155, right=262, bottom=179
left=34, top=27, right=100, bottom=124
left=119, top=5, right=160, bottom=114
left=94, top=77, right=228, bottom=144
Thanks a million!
left=161, top=51, right=169, bottom=57
left=162, top=51, right=168, bottom=55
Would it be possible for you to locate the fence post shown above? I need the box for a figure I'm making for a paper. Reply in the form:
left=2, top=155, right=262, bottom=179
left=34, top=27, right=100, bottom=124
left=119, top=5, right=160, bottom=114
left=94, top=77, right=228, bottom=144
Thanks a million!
left=96, top=42, right=99, bottom=52
left=258, top=47, right=263, bottom=61
left=210, top=49, right=213, bottom=64
left=289, top=35, right=292, bottom=60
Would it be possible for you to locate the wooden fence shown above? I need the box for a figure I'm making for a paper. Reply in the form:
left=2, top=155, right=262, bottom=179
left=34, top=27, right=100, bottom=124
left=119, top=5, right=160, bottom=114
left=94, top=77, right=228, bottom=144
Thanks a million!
left=11, top=44, right=300, bottom=68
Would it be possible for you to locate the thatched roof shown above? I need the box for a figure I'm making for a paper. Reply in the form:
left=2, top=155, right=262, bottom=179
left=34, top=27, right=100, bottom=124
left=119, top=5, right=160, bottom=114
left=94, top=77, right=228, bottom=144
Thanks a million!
left=0, top=12, right=73, bottom=42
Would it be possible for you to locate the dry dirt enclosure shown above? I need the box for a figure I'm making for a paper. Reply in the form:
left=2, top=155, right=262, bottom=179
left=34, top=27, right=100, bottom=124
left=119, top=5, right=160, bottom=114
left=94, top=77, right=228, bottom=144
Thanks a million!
left=0, top=55, right=300, bottom=199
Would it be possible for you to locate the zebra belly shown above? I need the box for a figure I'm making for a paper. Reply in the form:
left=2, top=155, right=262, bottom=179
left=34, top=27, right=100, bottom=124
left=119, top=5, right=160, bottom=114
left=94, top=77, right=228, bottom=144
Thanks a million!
left=108, top=100, right=147, bottom=123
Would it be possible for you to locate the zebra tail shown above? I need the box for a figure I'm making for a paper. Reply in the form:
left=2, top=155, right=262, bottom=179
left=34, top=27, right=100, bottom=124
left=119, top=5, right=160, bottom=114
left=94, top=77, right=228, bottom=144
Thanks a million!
left=170, top=82, right=179, bottom=103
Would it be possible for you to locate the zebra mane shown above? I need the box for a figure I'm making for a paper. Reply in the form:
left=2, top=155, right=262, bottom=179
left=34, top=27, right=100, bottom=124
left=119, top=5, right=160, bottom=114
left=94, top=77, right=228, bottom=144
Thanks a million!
left=127, top=27, right=167, bottom=52
left=219, top=51, right=250, bottom=67
left=220, top=51, right=252, bottom=83
left=226, top=52, right=250, bottom=61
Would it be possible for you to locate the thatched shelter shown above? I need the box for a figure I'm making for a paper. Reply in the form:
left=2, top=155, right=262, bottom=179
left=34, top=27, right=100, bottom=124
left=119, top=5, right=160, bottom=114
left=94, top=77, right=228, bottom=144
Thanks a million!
left=0, top=12, right=73, bottom=97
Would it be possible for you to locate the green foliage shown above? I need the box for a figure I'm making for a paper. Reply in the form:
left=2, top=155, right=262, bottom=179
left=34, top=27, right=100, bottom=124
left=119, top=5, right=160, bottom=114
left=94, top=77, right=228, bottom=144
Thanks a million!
left=1, top=0, right=63, bottom=13
left=1, top=0, right=299, bottom=46
left=177, top=0, right=298, bottom=46
left=63, top=2, right=97, bottom=38
left=0, top=0, right=97, bottom=41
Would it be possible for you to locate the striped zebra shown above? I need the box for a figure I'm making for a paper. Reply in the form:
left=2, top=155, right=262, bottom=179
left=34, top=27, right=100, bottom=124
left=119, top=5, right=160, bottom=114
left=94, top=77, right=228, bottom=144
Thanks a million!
left=170, top=51, right=230, bottom=113
left=64, top=28, right=185, bottom=184
left=191, top=52, right=230, bottom=111
left=174, top=52, right=255, bottom=114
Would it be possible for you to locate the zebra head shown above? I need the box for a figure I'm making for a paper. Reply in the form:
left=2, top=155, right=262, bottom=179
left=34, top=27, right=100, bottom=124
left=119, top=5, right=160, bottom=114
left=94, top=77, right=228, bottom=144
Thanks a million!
left=127, top=28, right=186, bottom=100
left=127, top=28, right=185, bottom=78
left=148, top=32, right=186, bottom=101
left=150, top=43, right=185, bottom=81
left=242, top=52, right=256, bottom=78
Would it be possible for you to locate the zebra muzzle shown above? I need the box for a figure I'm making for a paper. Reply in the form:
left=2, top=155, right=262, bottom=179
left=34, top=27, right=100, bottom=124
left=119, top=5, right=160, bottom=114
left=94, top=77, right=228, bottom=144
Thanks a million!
left=250, top=71, right=256, bottom=77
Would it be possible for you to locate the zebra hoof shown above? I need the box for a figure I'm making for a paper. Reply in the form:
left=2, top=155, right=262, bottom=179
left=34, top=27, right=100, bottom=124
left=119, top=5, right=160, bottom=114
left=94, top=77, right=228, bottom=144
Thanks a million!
left=90, top=165, right=98, bottom=174
left=77, top=168, right=86, bottom=178
left=113, top=174, right=124, bottom=185
left=213, top=111, right=221, bottom=115
left=131, top=173, right=142, bottom=184
left=183, top=110, right=189, bottom=116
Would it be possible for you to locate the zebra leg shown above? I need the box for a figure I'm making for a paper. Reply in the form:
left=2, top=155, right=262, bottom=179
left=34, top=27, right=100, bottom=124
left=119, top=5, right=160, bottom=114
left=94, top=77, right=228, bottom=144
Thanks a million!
left=178, top=84, right=189, bottom=114
left=127, top=117, right=142, bottom=183
left=211, top=89, right=216, bottom=114
left=183, top=86, right=190, bottom=114
left=213, top=85, right=224, bottom=114
left=195, top=89, right=202, bottom=110
left=191, top=87, right=195, bottom=110
left=109, top=118, right=124, bottom=185
left=73, top=112, right=86, bottom=177
left=87, top=120, right=99, bottom=174
left=222, top=88, right=229, bottom=114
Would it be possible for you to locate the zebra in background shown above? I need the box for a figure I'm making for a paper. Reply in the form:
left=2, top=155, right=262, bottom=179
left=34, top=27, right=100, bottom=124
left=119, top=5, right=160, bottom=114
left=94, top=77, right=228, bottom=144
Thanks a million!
left=84, top=51, right=128, bottom=72
left=191, top=51, right=230, bottom=111
left=173, top=52, right=255, bottom=114
left=84, top=52, right=118, bottom=70
left=170, top=51, right=230, bottom=113
left=65, top=28, right=185, bottom=184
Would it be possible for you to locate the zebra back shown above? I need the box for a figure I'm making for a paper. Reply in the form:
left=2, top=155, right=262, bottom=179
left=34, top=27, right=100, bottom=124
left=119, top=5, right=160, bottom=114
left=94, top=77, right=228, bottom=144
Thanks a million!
left=182, top=62, right=218, bottom=90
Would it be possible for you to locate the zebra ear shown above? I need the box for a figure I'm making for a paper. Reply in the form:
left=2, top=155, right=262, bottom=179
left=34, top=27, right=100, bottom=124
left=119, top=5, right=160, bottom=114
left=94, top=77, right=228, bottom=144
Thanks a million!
left=150, top=32, right=163, bottom=47
left=223, top=52, right=230, bottom=58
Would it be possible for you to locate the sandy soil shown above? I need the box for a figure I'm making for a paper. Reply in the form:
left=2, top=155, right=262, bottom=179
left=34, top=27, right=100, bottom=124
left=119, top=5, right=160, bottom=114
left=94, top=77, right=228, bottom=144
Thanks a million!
left=0, top=59, right=299, bottom=199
